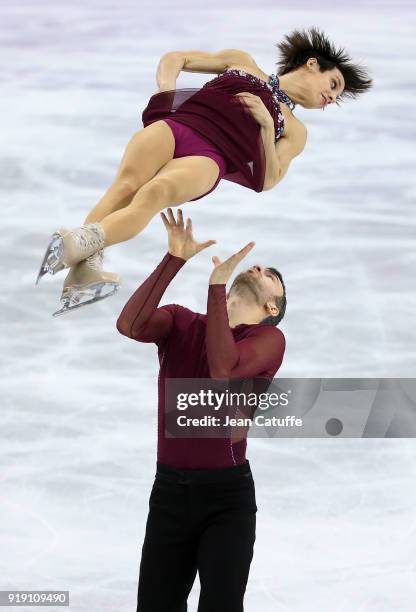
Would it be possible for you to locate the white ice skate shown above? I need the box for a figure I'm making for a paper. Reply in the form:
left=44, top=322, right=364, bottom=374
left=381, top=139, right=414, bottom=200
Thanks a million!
left=36, top=222, right=106, bottom=284
left=52, top=249, right=122, bottom=317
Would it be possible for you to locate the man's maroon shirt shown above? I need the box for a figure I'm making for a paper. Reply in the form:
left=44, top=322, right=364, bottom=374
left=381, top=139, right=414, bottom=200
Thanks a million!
left=116, top=252, right=285, bottom=469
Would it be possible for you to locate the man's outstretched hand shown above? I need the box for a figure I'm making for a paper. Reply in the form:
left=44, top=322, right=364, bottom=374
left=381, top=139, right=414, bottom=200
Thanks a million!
left=209, top=242, right=256, bottom=285
left=160, top=207, right=216, bottom=261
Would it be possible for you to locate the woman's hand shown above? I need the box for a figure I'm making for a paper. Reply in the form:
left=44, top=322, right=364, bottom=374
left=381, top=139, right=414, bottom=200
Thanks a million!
left=234, top=92, right=273, bottom=128
left=160, top=207, right=216, bottom=261
left=209, top=242, right=256, bottom=285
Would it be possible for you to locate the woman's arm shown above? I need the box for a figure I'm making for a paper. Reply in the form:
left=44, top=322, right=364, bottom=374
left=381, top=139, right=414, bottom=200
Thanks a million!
left=260, top=119, right=281, bottom=191
left=156, top=49, right=254, bottom=90
left=261, top=120, right=307, bottom=190
left=156, top=54, right=185, bottom=91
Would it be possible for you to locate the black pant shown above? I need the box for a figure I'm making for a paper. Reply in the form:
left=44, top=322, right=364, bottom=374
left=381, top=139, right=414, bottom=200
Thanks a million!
left=137, top=460, right=257, bottom=612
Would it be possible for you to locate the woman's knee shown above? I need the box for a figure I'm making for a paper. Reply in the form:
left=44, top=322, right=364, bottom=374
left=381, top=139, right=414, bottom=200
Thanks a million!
left=108, top=179, right=139, bottom=200
left=114, top=167, right=148, bottom=194
left=130, top=178, right=176, bottom=211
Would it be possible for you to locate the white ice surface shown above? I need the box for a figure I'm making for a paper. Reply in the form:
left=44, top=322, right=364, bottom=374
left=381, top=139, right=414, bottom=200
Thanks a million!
left=1, top=0, right=416, bottom=610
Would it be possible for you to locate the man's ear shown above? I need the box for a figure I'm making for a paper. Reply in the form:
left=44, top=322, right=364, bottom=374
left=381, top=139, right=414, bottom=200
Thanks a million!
left=266, top=300, right=279, bottom=317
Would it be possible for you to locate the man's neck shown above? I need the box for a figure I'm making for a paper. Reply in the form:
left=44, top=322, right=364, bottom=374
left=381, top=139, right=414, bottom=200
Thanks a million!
left=227, top=296, right=261, bottom=328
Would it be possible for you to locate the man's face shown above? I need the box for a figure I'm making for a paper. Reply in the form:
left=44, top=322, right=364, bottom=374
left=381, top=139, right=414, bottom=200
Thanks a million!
left=229, top=264, right=284, bottom=310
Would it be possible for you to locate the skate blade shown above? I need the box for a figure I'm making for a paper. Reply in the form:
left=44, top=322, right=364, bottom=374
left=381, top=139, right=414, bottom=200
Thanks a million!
left=36, top=233, right=66, bottom=284
left=52, top=282, right=119, bottom=317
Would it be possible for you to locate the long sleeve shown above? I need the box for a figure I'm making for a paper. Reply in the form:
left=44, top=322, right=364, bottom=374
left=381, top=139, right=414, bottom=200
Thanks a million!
left=206, top=284, right=285, bottom=379
left=116, top=251, right=186, bottom=344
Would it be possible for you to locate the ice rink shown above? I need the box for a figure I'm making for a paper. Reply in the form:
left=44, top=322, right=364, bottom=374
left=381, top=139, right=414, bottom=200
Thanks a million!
left=2, top=0, right=416, bottom=609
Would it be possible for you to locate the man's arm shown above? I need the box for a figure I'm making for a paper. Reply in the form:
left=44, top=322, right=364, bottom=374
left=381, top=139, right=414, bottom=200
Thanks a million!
left=116, top=252, right=186, bottom=344
left=261, top=120, right=307, bottom=190
left=117, top=206, right=216, bottom=343
left=206, top=284, right=285, bottom=379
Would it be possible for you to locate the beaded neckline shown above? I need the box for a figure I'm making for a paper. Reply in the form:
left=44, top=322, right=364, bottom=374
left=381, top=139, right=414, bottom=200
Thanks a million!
left=224, top=68, right=296, bottom=110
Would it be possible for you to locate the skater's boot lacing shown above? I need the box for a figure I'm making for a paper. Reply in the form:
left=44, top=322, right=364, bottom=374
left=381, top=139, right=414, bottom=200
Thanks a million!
left=84, top=248, right=105, bottom=271
left=60, top=222, right=107, bottom=268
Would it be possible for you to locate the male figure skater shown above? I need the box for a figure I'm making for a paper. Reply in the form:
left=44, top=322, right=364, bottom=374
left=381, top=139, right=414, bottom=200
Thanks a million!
left=116, top=208, right=286, bottom=612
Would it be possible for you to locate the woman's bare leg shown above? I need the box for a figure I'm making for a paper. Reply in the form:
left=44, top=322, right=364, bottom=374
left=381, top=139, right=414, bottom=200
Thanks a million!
left=82, top=120, right=176, bottom=225
left=99, top=155, right=221, bottom=246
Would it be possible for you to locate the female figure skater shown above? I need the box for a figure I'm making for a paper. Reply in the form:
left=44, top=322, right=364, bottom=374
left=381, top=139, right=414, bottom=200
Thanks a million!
left=36, top=27, right=372, bottom=316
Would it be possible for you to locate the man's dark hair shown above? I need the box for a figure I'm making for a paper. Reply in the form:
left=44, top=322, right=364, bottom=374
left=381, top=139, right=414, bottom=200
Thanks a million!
left=275, top=26, right=373, bottom=103
left=261, top=267, right=286, bottom=327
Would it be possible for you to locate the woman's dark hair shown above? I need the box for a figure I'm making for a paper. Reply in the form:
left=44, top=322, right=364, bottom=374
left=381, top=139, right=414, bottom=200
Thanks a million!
left=275, top=26, right=373, bottom=103
left=261, top=267, right=286, bottom=326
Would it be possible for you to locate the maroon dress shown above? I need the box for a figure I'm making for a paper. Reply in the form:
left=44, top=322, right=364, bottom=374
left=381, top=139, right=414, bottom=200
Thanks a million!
left=141, top=68, right=296, bottom=194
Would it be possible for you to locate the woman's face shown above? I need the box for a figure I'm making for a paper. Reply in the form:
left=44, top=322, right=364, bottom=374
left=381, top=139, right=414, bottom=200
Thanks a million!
left=304, top=57, right=345, bottom=109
